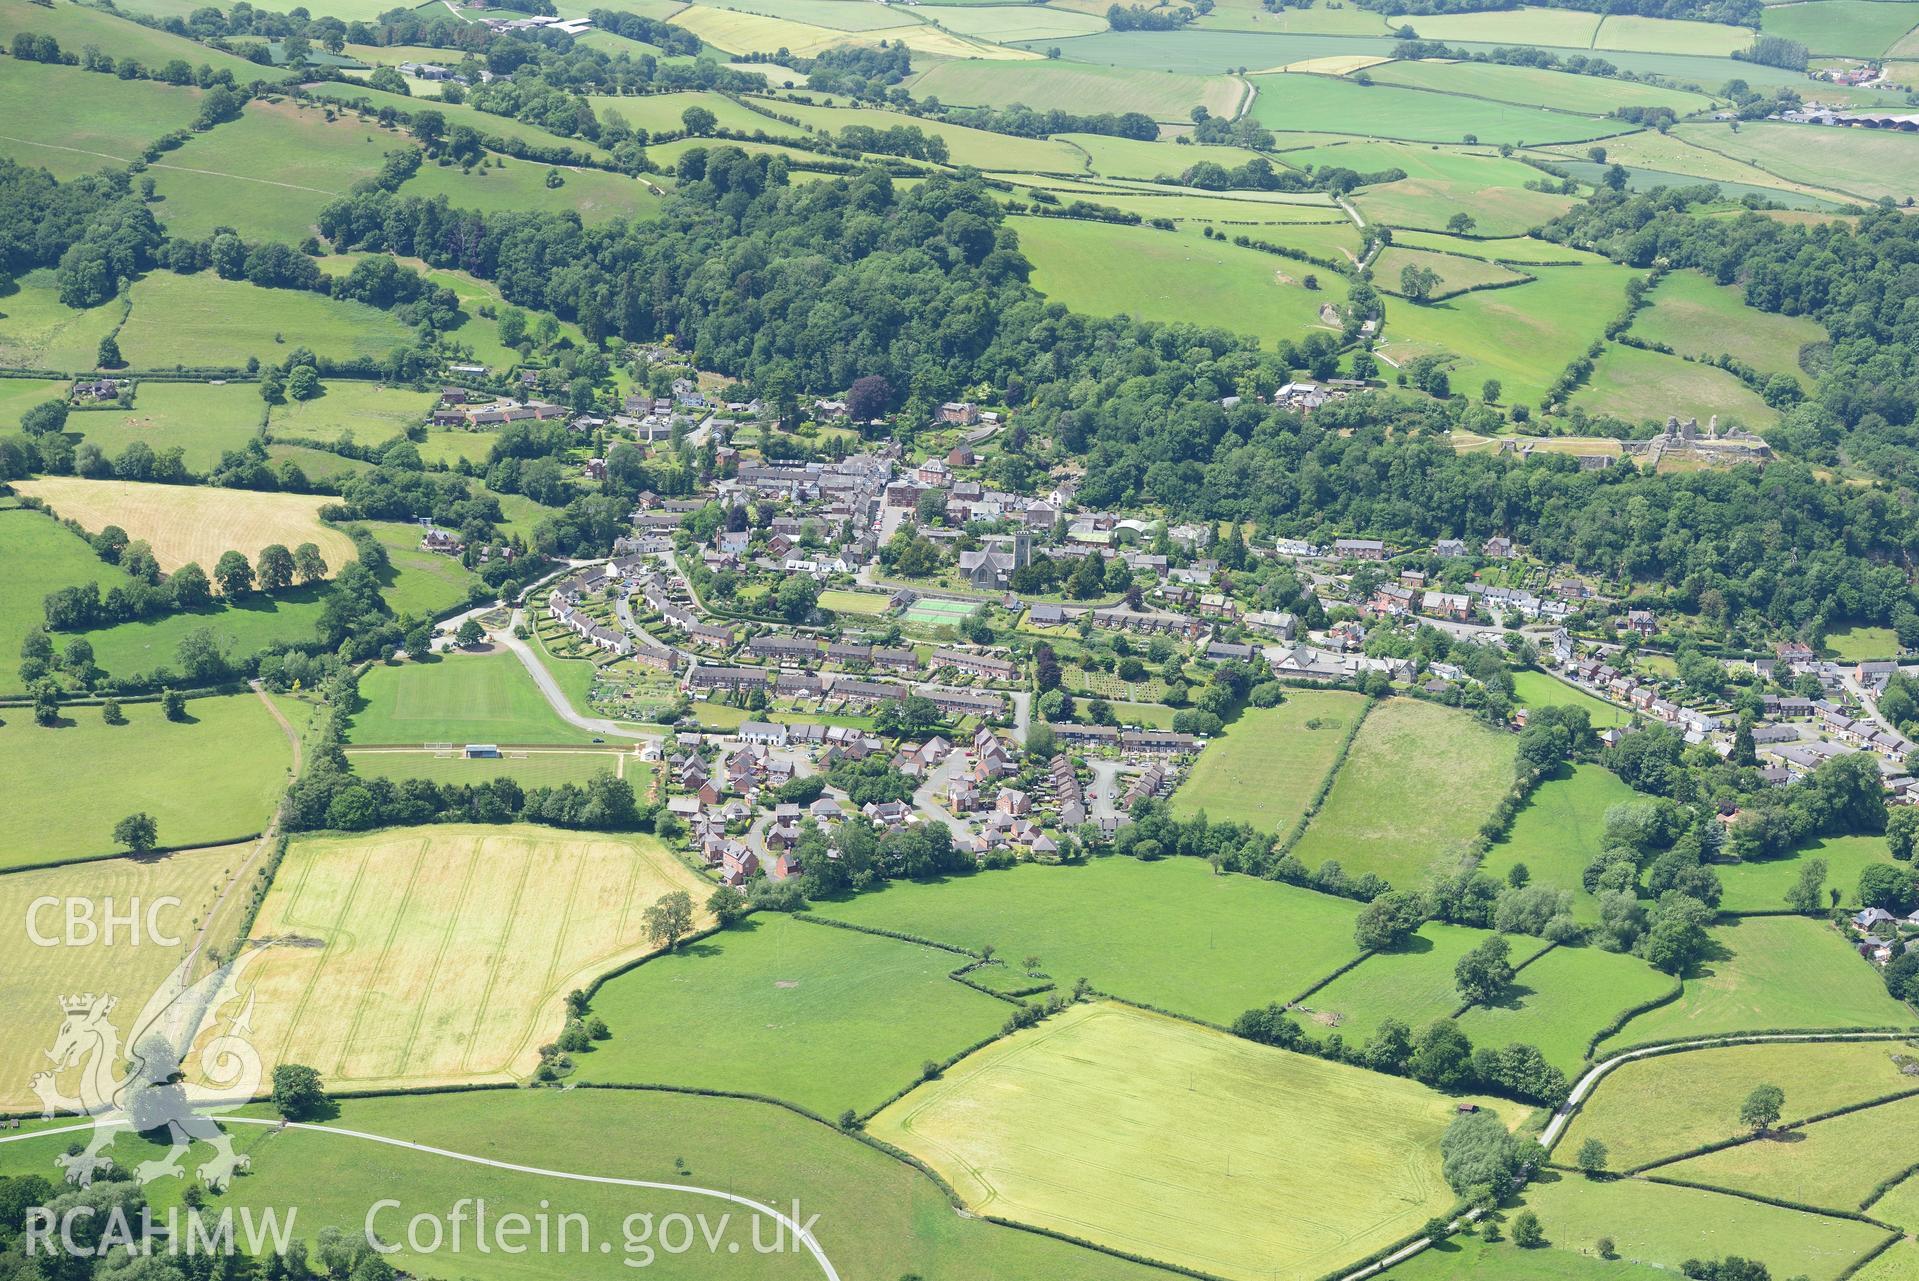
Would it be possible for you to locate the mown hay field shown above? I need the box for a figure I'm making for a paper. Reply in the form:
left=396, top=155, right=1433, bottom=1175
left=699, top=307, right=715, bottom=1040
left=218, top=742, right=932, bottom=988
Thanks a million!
left=117, top=270, right=416, bottom=369
left=1632, top=268, right=1827, bottom=388
left=1170, top=689, right=1370, bottom=833
left=235, top=824, right=712, bottom=1089
left=12, top=476, right=357, bottom=578
left=873, top=1001, right=1507, bottom=1281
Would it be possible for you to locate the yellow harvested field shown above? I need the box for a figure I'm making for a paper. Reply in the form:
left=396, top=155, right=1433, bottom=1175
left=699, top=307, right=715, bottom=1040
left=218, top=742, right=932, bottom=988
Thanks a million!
left=12, top=477, right=358, bottom=579
left=230, top=825, right=712, bottom=1090
left=1286, top=54, right=1395, bottom=74
left=0, top=844, right=242, bottom=1112
left=1452, top=431, right=1624, bottom=458
left=667, top=5, right=1031, bottom=57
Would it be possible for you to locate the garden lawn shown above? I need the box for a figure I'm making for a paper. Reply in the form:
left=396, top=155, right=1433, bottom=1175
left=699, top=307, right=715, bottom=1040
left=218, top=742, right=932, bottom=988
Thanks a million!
left=1715, top=834, right=1902, bottom=914
left=0, top=691, right=292, bottom=867
left=0, top=1089, right=1178, bottom=1281
left=1306, top=921, right=1535, bottom=1041
left=1518, top=1171, right=1891, bottom=1281
left=1632, top=268, right=1827, bottom=389
left=871, top=1001, right=1506, bottom=1281
left=1480, top=763, right=1644, bottom=918
left=1826, top=625, right=1900, bottom=662
left=66, top=380, right=263, bottom=473
left=0, top=59, right=203, bottom=180
left=819, top=587, right=891, bottom=615
left=1013, top=216, right=1339, bottom=341
left=1512, top=668, right=1632, bottom=726
left=1170, top=690, right=1369, bottom=833
left=346, top=650, right=590, bottom=745
left=1664, top=1093, right=1919, bottom=1213
left=118, top=271, right=415, bottom=369
left=1246, top=72, right=1618, bottom=145
left=1377, top=264, right=1638, bottom=406
left=1292, top=697, right=1518, bottom=887
left=578, top=914, right=1011, bottom=1116
left=73, top=589, right=330, bottom=682
left=0, top=506, right=135, bottom=696
left=1457, top=944, right=1677, bottom=1074
left=10, top=476, right=356, bottom=577
left=812, top=856, right=1364, bottom=1023
left=1573, top=343, right=1780, bottom=429
left=266, top=381, right=435, bottom=448
left=1603, top=915, right=1919, bottom=1050
left=1561, top=1038, right=1919, bottom=1171
left=148, top=99, right=409, bottom=243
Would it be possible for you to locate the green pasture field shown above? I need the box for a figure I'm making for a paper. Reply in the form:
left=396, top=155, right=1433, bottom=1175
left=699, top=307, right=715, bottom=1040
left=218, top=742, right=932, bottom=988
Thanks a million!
left=1633, top=268, right=1828, bottom=388
left=416, top=426, right=499, bottom=466
left=1365, top=59, right=1716, bottom=116
left=1672, top=121, right=1919, bottom=205
left=927, top=2, right=1109, bottom=40
left=493, top=491, right=568, bottom=543
left=1279, top=136, right=1561, bottom=188
left=1292, top=696, right=1518, bottom=886
left=1511, top=669, right=1632, bottom=726
left=66, top=380, right=263, bottom=472
left=1762, top=0, right=1919, bottom=55
left=1359, top=170, right=1581, bottom=235
left=1014, top=217, right=1339, bottom=340
left=669, top=3, right=1000, bottom=57
left=691, top=0, right=912, bottom=31
left=578, top=914, right=1012, bottom=1115
left=909, top=58, right=1246, bottom=121
left=266, top=381, right=434, bottom=448
left=1246, top=73, right=1619, bottom=145
left=348, top=748, right=646, bottom=789
left=591, top=89, right=805, bottom=137
left=0, top=1090, right=1178, bottom=1281
left=1393, top=229, right=1609, bottom=264
left=1020, top=188, right=1357, bottom=235
left=313, top=251, right=591, bottom=371
left=1388, top=1232, right=1672, bottom=1281
left=1375, top=245, right=1530, bottom=297
left=1398, top=6, right=1601, bottom=45
left=1876, top=1177, right=1919, bottom=1232
left=265, top=442, right=372, bottom=484
left=1306, top=921, right=1533, bottom=1041
left=73, top=590, right=330, bottom=681
left=399, top=155, right=662, bottom=223
left=1715, top=834, right=1900, bottom=913
left=0, top=691, right=291, bottom=867
left=818, top=587, right=890, bottom=615
left=1559, top=156, right=1852, bottom=209
left=1853, top=1239, right=1919, bottom=1281
left=0, top=378, right=74, bottom=428
left=1457, top=944, right=1677, bottom=1073
left=1603, top=915, right=1918, bottom=1050
left=812, top=856, right=1364, bottom=1023
left=148, top=99, right=406, bottom=243
left=118, top=271, right=415, bottom=369
left=303, top=82, right=618, bottom=162
left=775, top=99, right=1086, bottom=170
left=347, top=649, right=597, bottom=745
left=1563, top=1038, right=1919, bottom=1171
left=1193, top=0, right=1394, bottom=35
left=1573, top=343, right=1782, bottom=427
left=1377, top=263, right=1637, bottom=406
left=1553, top=128, right=1855, bottom=204
left=646, top=135, right=840, bottom=174
left=0, top=506, right=135, bottom=696
left=873, top=1001, right=1504, bottom=1281
left=0, top=59, right=203, bottom=179
left=1827, top=624, right=1901, bottom=661
left=1592, top=13, right=1751, bottom=54
left=0, top=270, right=122, bottom=371
left=1667, top=1092, right=1919, bottom=1214
left=1518, top=1171, right=1890, bottom=1281
left=1169, top=690, right=1369, bottom=833
left=1479, top=763, right=1643, bottom=919
left=1018, top=28, right=1400, bottom=72
left=359, top=521, right=485, bottom=620
left=0, top=841, right=240, bottom=1113
left=1062, top=131, right=1269, bottom=179
left=0, top=0, right=279, bottom=81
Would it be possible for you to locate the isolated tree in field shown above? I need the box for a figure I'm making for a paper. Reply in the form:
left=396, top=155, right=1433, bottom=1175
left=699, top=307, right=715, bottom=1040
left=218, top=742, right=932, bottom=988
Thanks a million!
left=96, top=334, right=122, bottom=369
left=102, top=697, right=124, bottom=725
left=1511, top=1211, right=1544, bottom=1248
left=161, top=689, right=186, bottom=721
left=643, top=890, right=695, bottom=951
left=214, top=550, right=254, bottom=597
left=1455, top=934, right=1515, bottom=1005
left=1740, top=1083, right=1784, bottom=1135
left=1354, top=889, right=1426, bottom=950
left=271, top=1063, right=328, bottom=1120
left=1481, top=379, right=1501, bottom=405
left=681, top=105, right=717, bottom=136
left=113, top=813, right=158, bottom=854
left=456, top=617, right=484, bottom=647
left=1400, top=262, right=1441, bottom=302
left=1446, top=212, right=1475, bottom=235
left=293, top=542, right=328, bottom=585
left=1784, top=857, right=1827, bottom=915
left=1575, top=1138, right=1608, bottom=1177
left=256, top=543, right=294, bottom=592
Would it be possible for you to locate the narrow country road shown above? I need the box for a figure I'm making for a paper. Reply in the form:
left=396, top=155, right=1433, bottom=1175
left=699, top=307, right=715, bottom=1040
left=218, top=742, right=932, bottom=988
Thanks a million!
left=497, top=610, right=660, bottom=744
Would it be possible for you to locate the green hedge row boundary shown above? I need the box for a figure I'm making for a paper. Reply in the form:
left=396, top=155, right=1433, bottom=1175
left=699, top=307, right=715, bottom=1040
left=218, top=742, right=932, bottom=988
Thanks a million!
left=1579, top=978, right=1686, bottom=1061
left=977, top=1213, right=1230, bottom=1281
left=1860, top=1161, right=1919, bottom=1213
left=1286, top=944, right=1379, bottom=1008
left=1638, top=1172, right=1901, bottom=1231
left=0, top=832, right=266, bottom=878
left=791, top=908, right=978, bottom=958
left=1836, top=1231, right=1906, bottom=1281
left=1598, top=1025, right=1919, bottom=1061
left=1627, top=1083, right=1919, bottom=1176
left=217, top=828, right=290, bottom=966
left=1270, top=696, right=1374, bottom=860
